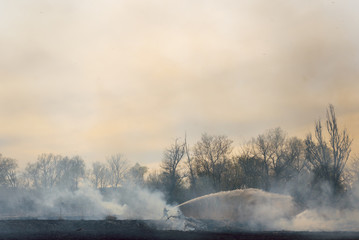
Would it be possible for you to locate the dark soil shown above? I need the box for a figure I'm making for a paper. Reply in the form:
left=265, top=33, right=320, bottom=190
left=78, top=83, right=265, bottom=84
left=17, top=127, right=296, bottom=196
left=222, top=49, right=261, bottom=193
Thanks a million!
left=0, top=220, right=358, bottom=240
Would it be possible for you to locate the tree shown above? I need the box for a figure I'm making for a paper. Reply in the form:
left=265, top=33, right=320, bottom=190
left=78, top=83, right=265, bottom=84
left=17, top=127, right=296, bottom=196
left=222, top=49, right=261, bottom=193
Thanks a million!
left=233, top=153, right=266, bottom=189
left=128, top=163, right=148, bottom=185
left=305, top=104, right=352, bottom=195
left=25, top=153, right=61, bottom=189
left=254, top=128, right=284, bottom=188
left=160, top=138, right=186, bottom=203
left=193, top=134, right=233, bottom=192
left=145, top=170, right=164, bottom=192
left=184, top=134, right=197, bottom=195
left=56, top=156, right=85, bottom=190
left=0, top=155, right=18, bottom=187
left=281, top=137, right=306, bottom=181
left=346, top=156, right=359, bottom=188
left=24, top=154, right=85, bottom=190
left=252, top=128, right=305, bottom=190
left=107, top=154, right=128, bottom=188
left=91, top=162, right=109, bottom=189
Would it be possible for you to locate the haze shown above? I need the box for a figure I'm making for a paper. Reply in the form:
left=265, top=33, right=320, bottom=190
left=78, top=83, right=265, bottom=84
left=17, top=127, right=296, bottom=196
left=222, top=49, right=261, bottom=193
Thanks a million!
left=1, top=0, right=359, bottom=168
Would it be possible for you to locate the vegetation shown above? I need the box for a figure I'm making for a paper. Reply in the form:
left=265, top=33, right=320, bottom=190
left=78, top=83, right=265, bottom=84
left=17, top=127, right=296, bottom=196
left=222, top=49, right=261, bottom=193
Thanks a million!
left=0, top=105, right=356, bottom=206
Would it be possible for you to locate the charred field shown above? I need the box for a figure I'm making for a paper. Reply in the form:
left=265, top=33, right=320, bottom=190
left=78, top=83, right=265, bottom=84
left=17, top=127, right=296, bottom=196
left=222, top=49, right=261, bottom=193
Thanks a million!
left=0, top=220, right=359, bottom=240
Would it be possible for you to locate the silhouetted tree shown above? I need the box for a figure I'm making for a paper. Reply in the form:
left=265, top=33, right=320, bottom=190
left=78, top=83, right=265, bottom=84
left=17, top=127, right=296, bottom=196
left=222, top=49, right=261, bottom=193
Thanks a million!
left=305, top=104, right=352, bottom=195
left=107, top=154, right=129, bottom=188
left=25, top=153, right=61, bottom=189
left=128, top=163, right=148, bottom=185
left=234, top=153, right=266, bottom=189
left=91, top=161, right=109, bottom=188
left=281, top=137, right=306, bottom=181
left=346, top=156, right=359, bottom=188
left=160, top=138, right=186, bottom=203
left=193, top=134, right=233, bottom=192
left=56, top=156, right=85, bottom=190
left=252, top=128, right=305, bottom=190
left=0, top=155, right=18, bottom=187
left=184, top=134, right=198, bottom=196
left=24, top=154, right=85, bottom=190
left=145, top=170, right=165, bottom=192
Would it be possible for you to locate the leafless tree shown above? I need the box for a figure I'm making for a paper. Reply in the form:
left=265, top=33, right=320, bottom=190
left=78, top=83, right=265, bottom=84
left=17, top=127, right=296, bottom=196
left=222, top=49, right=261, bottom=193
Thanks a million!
left=91, top=162, right=110, bottom=188
left=252, top=128, right=305, bottom=189
left=145, top=170, right=164, bottom=192
left=282, top=137, right=306, bottom=179
left=232, top=153, right=266, bottom=189
left=184, top=134, right=197, bottom=193
left=25, top=153, right=62, bottom=189
left=128, top=163, right=148, bottom=185
left=345, top=156, right=359, bottom=189
left=255, top=128, right=285, bottom=183
left=107, top=154, right=129, bottom=188
left=56, top=156, right=85, bottom=190
left=160, top=138, right=186, bottom=203
left=0, top=155, right=18, bottom=187
left=24, top=154, right=85, bottom=190
left=193, top=133, right=233, bottom=191
left=305, top=104, right=352, bottom=195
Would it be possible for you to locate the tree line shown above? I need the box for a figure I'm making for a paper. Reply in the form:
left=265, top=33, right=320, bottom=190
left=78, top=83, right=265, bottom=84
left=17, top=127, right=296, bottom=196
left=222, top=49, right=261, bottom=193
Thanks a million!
left=0, top=153, right=147, bottom=191
left=147, top=104, right=355, bottom=205
left=0, top=105, right=356, bottom=206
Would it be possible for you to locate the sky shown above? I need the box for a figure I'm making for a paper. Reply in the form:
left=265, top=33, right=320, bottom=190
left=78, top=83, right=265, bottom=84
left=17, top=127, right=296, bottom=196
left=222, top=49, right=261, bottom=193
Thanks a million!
left=1, top=0, right=359, bottom=169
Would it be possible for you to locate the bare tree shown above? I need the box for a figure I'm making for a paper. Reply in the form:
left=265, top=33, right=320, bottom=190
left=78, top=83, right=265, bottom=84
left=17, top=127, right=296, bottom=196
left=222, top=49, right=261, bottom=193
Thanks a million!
left=252, top=128, right=305, bottom=189
left=345, top=156, right=359, bottom=189
left=91, top=162, right=109, bottom=188
left=68, top=156, right=86, bottom=190
left=193, top=133, right=233, bottom=191
left=107, top=154, right=128, bottom=188
left=326, top=105, right=352, bottom=185
left=56, top=156, right=85, bottom=190
left=305, top=104, right=352, bottom=195
left=25, top=153, right=62, bottom=189
left=128, top=163, right=148, bottom=185
left=23, top=163, right=39, bottom=188
left=145, top=170, right=164, bottom=192
left=282, top=137, right=306, bottom=180
left=254, top=128, right=285, bottom=186
left=232, top=153, right=266, bottom=189
left=24, top=154, right=85, bottom=190
left=184, top=134, right=197, bottom=193
left=160, top=138, right=186, bottom=203
left=0, top=155, right=18, bottom=187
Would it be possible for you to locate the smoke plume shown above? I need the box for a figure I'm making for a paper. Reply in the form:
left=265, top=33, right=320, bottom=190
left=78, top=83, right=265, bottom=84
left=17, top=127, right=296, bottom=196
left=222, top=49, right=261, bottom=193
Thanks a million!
left=0, top=181, right=171, bottom=221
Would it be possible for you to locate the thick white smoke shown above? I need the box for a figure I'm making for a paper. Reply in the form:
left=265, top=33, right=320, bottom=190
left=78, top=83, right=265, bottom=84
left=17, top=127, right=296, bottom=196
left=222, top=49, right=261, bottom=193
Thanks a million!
left=276, top=208, right=359, bottom=231
left=0, top=181, right=171, bottom=221
left=177, top=188, right=359, bottom=231
left=2, top=181, right=359, bottom=231
left=178, top=188, right=301, bottom=229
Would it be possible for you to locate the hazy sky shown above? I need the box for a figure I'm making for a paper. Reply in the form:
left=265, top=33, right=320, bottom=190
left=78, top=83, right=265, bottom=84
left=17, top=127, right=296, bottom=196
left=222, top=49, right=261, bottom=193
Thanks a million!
left=1, top=0, right=359, bottom=168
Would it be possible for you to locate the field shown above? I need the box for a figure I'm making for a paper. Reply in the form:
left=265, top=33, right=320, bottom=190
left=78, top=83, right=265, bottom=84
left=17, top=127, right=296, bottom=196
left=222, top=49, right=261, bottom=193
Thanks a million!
left=0, top=220, right=358, bottom=240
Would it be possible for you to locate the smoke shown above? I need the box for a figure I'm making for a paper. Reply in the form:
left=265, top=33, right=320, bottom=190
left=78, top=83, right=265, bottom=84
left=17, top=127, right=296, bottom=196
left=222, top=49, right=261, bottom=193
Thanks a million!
left=2, top=179, right=359, bottom=231
left=177, top=187, right=359, bottom=231
left=1, top=1, right=359, bottom=167
left=178, top=188, right=302, bottom=229
left=277, top=208, right=359, bottom=231
left=0, top=181, right=194, bottom=231
left=0, top=181, right=172, bottom=221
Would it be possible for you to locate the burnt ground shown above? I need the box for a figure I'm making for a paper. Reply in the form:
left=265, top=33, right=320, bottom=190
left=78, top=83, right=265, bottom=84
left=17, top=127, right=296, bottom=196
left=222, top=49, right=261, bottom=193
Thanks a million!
left=0, top=220, right=358, bottom=240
